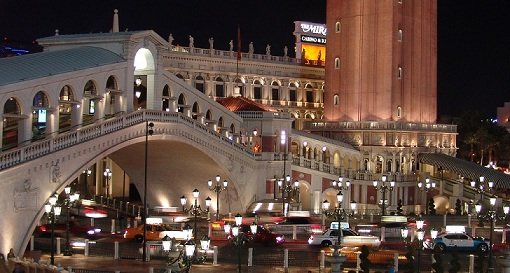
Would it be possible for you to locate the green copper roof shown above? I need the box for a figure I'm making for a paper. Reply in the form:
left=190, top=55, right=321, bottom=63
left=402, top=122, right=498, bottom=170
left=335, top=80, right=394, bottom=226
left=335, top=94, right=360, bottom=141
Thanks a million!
left=0, top=46, right=125, bottom=86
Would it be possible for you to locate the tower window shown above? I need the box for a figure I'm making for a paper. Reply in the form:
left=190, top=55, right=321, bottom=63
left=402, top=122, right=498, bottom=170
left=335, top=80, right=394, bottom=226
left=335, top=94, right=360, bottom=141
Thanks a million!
left=334, top=58, right=340, bottom=69
left=398, top=29, right=403, bottom=42
left=397, top=106, right=402, bottom=118
left=397, top=66, right=403, bottom=79
left=333, top=94, right=339, bottom=105
left=335, top=21, right=341, bottom=33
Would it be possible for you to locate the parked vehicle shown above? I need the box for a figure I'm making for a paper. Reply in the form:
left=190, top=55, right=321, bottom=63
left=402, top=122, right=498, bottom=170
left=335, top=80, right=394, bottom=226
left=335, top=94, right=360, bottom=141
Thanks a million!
left=228, top=224, right=285, bottom=246
left=123, top=224, right=187, bottom=242
left=308, top=228, right=381, bottom=249
left=35, top=221, right=101, bottom=238
left=425, top=232, right=489, bottom=253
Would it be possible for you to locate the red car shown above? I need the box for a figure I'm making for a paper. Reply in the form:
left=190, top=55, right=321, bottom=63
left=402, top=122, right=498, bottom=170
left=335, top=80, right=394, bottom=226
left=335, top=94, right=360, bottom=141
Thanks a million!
left=229, top=224, right=285, bottom=246
left=35, top=221, right=101, bottom=238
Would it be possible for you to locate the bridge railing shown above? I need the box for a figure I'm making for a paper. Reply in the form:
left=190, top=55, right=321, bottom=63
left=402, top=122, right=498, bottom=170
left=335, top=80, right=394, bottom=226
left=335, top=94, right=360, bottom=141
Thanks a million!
left=0, top=110, right=255, bottom=170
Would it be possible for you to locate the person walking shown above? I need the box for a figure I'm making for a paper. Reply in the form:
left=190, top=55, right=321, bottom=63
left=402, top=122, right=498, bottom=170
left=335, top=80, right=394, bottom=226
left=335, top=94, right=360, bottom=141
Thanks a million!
left=12, top=262, right=25, bottom=273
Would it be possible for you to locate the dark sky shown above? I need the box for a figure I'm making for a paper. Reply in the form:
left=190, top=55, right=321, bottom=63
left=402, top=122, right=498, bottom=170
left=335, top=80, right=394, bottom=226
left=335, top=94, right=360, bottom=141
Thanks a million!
left=1, top=0, right=509, bottom=119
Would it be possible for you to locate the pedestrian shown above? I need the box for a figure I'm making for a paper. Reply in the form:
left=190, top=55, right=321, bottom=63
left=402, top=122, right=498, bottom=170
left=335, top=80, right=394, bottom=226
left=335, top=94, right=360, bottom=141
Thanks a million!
left=7, top=248, right=15, bottom=259
left=12, top=262, right=25, bottom=273
left=388, top=266, right=395, bottom=273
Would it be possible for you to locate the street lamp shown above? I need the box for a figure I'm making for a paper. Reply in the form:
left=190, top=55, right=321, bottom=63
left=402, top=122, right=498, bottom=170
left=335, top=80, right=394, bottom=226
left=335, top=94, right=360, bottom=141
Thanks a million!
left=280, top=130, right=289, bottom=216
left=142, top=120, right=154, bottom=262
left=322, top=192, right=357, bottom=256
left=229, top=213, right=257, bottom=273
left=475, top=197, right=509, bottom=273
left=63, top=186, right=80, bottom=256
left=470, top=176, right=494, bottom=227
left=208, top=175, right=228, bottom=221
left=180, top=189, right=211, bottom=242
left=103, top=167, right=112, bottom=198
left=278, top=175, right=299, bottom=216
left=332, top=177, right=350, bottom=191
left=418, top=178, right=436, bottom=214
left=44, top=193, right=62, bottom=265
left=373, top=175, right=395, bottom=215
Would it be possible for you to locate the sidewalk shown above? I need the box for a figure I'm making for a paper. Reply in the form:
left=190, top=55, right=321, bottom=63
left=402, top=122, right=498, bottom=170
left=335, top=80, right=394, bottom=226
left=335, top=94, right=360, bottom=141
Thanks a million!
left=46, top=254, right=330, bottom=273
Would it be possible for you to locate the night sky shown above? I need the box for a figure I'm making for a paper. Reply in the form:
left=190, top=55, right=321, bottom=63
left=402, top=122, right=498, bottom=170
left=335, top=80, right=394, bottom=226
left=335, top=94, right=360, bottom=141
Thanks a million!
left=1, top=0, right=509, bottom=119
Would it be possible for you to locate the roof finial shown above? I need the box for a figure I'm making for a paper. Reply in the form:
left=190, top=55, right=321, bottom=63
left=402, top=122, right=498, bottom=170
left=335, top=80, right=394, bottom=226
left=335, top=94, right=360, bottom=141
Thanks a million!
left=112, top=9, right=119, bottom=33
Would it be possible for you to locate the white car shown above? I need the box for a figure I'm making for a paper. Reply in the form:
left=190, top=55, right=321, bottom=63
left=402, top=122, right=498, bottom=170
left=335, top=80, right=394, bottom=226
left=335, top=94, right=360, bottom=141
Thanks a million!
left=308, top=229, right=381, bottom=249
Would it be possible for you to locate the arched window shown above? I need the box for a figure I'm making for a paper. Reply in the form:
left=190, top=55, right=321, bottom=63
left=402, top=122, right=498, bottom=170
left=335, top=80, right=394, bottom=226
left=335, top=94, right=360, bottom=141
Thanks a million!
left=229, top=124, right=235, bottom=140
left=397, top=106, right=402, bottom=118
left=215, top=77, right=225, bottom=98
left=335, top=21, right=341, bottom=33
left=398, top=29, right=403, bottom=42
left=289, top=83, right=297, bottom=102
left=195, top=76, right=205, bottom=93
left=192, top=102, right=200, bottom=120
left=334, top=58, right=340, bottom=69
left=162, top=85, right=170, bottom=111
left=271, top=81, right=280, bottom=101
left=3, top=97, right=21, bottom=148
left=177, top=94, right=186, bottom=113
left=397, top=66, right=403, bottom=79
left=333, top=94, right=340, bottom=105
left=305, top=83, right=314, bottom=103
left=217, top=117, right=224, bottom=134
left=253, top=80, right=262, bottom=100
left=33, top=91, right=49, bottom=138
left=84, top=80, right=97, bottom=115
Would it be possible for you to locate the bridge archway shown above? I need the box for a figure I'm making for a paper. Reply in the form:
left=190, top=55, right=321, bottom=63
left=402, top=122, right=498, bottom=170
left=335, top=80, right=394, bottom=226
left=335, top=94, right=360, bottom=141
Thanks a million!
left=108, top=139, right=243, bottom=214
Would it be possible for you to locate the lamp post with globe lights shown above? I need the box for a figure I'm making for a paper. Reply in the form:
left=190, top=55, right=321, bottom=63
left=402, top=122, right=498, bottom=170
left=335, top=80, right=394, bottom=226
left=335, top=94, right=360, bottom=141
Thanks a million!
left=103, top=167, right=112, bottom=198
left=373, top=175, right=395, bottom=216
left=208, top=175, right=228, bottom=221
left=471, top=176, right=494, bottom=227
left=180, top=189, right=211, bottom=243
left=322, top=191, right=357, bottom=256
left=225, top=213, right=257, bottom=273
left=63, top=186, right=80, bottom=256
left=418, top=178, right=436, bottom=214
left=475, top=197, right=509, bottom=273
left=44, top=193, right=62, bottom=265
left=278, top=175, right=299, bottom=216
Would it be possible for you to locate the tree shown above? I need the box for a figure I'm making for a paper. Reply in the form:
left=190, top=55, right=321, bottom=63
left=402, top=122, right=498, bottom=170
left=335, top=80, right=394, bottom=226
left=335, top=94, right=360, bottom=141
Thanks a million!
left=428, top=198, right=436, bottom=215
left=397, top=199, right=403, bottom=215
left=455, top=199, right=462, bottom=215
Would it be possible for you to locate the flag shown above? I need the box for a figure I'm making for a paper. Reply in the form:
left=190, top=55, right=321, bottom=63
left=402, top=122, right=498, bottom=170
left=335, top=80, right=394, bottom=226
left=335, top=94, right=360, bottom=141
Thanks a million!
left=237, top=25, right=241, bottom=61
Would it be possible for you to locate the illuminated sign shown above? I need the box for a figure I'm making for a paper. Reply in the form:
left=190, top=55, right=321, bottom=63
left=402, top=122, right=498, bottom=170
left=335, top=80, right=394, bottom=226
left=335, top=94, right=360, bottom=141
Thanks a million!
left=300, top=23, right=327, bottom=36
left=301, top=35, right=326, bottom=45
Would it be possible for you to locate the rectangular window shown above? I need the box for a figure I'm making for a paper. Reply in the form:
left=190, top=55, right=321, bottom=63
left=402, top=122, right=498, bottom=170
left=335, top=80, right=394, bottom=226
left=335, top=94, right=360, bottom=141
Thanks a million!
left=254, top=87, right=262, bottom=99
left=290, top=90, right=297, bottom=101
left=215, top=85, right=224, bottom=97
left=271, top=88, right=279, bottom=101
left=306, top=91, right=314, bottom=103
left=195, top=83, right=204, bottom=93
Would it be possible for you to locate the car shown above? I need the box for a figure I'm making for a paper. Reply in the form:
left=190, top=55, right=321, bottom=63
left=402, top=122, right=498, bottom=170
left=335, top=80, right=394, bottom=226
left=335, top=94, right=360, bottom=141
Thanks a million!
left=228, top=224, right=285, bottom=246
left=425, top=232, right=490, bottom=253
left=123, top=224, right=187, bottom=242
left=35, top=221, right=101, bottom=238
left=308, top=228, right=381, bottom=249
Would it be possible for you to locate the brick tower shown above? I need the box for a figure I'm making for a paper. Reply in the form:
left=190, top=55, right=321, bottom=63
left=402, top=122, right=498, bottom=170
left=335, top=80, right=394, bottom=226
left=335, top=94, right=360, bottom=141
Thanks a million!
left=324, top=0, right=437, bottom=123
